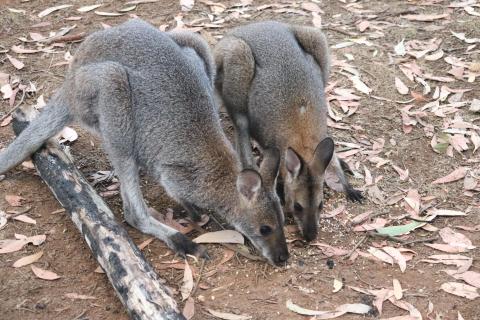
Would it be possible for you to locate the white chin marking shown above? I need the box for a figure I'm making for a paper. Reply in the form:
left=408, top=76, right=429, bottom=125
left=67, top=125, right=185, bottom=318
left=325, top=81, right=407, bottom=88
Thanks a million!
left=300, top=105, right=306, bottom=115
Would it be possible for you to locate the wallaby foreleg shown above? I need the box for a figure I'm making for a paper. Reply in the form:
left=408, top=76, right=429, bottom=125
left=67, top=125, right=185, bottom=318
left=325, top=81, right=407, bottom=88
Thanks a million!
left=91, top=62, right=207, bottom=258
left=215, top=37, right=256, bottom=169
left=233, top=114, right=256, bottom=169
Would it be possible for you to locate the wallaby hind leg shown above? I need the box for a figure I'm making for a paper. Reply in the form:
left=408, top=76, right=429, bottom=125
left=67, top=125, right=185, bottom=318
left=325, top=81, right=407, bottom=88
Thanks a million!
left=215, top=37, right=256, bottom=169
left=91, top=62, right=207, bottom=258
left=327, top=153, right=363, bottom=202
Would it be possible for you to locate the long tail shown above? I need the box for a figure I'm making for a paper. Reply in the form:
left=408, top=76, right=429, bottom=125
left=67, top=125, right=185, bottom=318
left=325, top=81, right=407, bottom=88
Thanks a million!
left=0, top=92, right=71, bottom=174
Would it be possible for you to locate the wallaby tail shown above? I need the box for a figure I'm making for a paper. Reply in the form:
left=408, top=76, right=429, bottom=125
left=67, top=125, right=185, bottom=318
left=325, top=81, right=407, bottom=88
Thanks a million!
left=0, top=93, right=71, bottom=174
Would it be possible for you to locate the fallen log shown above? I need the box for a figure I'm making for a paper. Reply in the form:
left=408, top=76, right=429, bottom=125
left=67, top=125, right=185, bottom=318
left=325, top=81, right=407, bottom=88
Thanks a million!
left=12, top=105, right=185, bottom=320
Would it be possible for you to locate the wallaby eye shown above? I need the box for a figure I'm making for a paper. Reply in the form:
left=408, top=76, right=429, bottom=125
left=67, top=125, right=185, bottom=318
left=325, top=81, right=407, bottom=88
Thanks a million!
left=318, top=202, right=324, bottom=210
left=294, top=202, right=303, bottom=212
left=260, top=225, right=273, bottom=236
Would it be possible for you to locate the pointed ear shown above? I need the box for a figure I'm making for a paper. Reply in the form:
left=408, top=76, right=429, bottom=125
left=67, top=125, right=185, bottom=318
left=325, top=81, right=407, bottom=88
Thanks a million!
left=311, top=137, right=334, bottom=174
left=237, top=169, right=262, bottom=201
left=285, top=147, right=302, bottom=179
left=260, top=147, right=280, bottom=188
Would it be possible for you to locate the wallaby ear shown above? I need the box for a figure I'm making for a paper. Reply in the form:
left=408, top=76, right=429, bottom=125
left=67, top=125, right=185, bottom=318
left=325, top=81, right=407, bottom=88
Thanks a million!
left=311, top=137, right=335, bottom=174
left=260, top=147, right=281, bottom=188
left=237, top=169, right=262, bottom=201
left=285, top=147, right=302, bottom=179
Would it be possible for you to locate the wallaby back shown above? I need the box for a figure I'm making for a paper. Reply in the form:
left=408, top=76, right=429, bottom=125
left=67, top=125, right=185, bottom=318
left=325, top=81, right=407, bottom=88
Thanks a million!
left=0, top=20, right=288, bottom=265
left=215, top=21, right=362, bottom=242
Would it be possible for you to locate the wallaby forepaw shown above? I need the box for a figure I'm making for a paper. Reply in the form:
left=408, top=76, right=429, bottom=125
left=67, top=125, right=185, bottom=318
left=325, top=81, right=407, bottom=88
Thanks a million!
left=169, top=232, right=209, bottom=259
left=346, top=187, right=363, bottom=203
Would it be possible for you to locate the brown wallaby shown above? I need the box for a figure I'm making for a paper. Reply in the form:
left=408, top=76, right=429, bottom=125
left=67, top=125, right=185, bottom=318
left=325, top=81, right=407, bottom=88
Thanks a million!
left=214, top=21, right=363, bottom=242
left=0, top=20, right=289, bottom=265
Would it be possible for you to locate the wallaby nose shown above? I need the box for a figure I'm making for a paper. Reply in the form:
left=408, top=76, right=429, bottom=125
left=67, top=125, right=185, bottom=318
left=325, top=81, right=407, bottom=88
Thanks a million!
left=303, top=226, right=318, bottom=242
left=276, top=251, right=289, bottom=264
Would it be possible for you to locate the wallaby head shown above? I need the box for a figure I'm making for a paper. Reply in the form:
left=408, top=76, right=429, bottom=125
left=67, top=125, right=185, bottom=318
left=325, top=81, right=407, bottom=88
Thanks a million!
left=231, top=148, right=289, bottom=265
left=284, top=137, right=334, bottom=242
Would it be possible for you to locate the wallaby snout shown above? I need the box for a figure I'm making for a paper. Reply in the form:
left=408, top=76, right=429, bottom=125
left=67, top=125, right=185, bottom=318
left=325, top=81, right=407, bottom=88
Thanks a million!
left=285, top=138, right=334, bottom=242
left=234, top=147, right=289, bottom=265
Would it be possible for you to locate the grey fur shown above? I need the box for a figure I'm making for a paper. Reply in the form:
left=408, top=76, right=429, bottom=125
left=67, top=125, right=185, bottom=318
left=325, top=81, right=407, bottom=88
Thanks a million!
left=0, top=20, right=288, bottom=265
left=215, top=21, right=362, bottom=242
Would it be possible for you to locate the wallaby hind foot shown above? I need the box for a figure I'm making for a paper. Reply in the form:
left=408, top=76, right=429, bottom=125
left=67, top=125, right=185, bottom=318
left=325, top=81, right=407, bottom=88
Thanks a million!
left=329, top=154, right=363, bottom=203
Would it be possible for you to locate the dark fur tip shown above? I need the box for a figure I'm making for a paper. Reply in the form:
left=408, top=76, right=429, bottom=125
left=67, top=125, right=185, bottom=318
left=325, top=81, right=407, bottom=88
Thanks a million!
left=346, top=187, right=364, bottom=203
left=170, top=233, right=209, bottom=259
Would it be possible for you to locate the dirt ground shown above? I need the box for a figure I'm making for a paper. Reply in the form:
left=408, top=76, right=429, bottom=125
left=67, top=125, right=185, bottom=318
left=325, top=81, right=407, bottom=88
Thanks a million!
left=1, top=0, right=479, bottom=319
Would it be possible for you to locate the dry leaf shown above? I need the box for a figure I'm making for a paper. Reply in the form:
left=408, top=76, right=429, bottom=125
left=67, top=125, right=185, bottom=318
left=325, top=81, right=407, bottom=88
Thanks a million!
left=183, top=296, right=195, bottom=319
left=395, top=77, right=409, bottom=95
left=193, top=230, right=244, bottom=244
left=301, top=2, right=323, bottom=13
left=391, top=164, right=409, bottom=181
left=440, top=282, right=479, bottom=300
left=180, top=0, right=195, bottom=11
left=312, top=12, right=322, bottom=28
left=353, top=218, right=387, bottom=232
left=137, top=237, right=154, bottom=250
left=13, top=251, right=43, bottom=268
left=368, top=247, right=394, bottom=264
left=180, top=260, right=193, bottom=301
left=425, top=49, right=444, bottom=61
left=422, top=254, right=472, bottom=273
left=207, top=308, right=252, bottom=320
left=94, top=11, right=124, bottom=16
left=425, top=243, right=468, bottom=253
left=403, top=13, right=449, bottom=21
left=333, top=278, right=343, bottom=293
left=443, top=270, right=480, bottom=288
left=439, top=227, right=475, bottom=250
left=394, top=39, right=406, bottom=56
left=77, top=4, right=103, bottom=12
left=5, top=194, right=25, bottom=207
left=320, top=205, right=345, bottom=218
left=64, top=293, right=96, bottom=300
left=6, top=55, right=24, bottom=70
left=393, top=279, right=403, bottom=300
left=432, top=167, right=468, bottom=184
left=350, top=76, right=372, bottom=95
left=356, top=20, right=369, bottom=32
left=31, top=265, right=60, bottom=280
left=13, top=215, right=36, bottom=225
left=38, top=4, right=72, bottom=17
left=383, top=246, right=407, bottom=272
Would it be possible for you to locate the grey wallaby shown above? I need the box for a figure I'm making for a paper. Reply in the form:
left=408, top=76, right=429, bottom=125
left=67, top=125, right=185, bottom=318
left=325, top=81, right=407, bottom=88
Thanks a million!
left=214, top=21, right=363, bottom=242
left=0, top=19, right=289, bottom=265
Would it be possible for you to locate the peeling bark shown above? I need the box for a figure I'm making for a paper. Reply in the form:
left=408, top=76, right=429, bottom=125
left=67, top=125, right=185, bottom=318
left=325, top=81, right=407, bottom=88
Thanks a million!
left=12, top=105, right=185, bottom=320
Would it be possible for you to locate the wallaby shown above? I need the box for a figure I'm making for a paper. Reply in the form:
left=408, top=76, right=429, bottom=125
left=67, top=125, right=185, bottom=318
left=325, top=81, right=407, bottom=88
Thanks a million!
left=0, top=19, right=289, bottom=265
left=214, top=21, right=363, bottom=242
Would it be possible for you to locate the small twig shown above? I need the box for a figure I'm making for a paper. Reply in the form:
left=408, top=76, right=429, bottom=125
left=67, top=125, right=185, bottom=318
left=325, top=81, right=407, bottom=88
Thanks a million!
left=370, top=95, right=415, bottom=104
left=323, top=26, right=357, bottom=37
left=6, top=206, right=32, bottom=219
left=72, top=309, right=87, bottom=320
left=0, top=89, right=26, bottom=122
left=367, top=232, right=439, bottom=246
left=45, top=32, right=86, bottom=44
left=402, top=235, right=439, bottom=246
left=344, top=235, right=367, bottom=260
left=191, top=259, right=206, bottom=297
